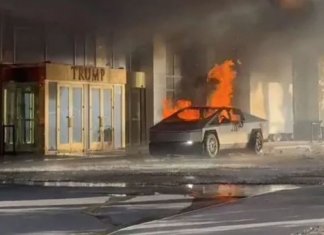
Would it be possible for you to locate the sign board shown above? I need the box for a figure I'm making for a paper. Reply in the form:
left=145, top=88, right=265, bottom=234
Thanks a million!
left=45, top=63, right=126, bottom=84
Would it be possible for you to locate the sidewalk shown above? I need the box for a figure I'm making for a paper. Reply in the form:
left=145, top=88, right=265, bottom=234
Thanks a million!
left=0, top=141, right=324, bottom=187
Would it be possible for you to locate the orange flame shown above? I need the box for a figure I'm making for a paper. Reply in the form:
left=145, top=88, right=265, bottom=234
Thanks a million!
left=162, top=60, right=237, bottom=120
left=163, top=99, right=193, bottom=118
left=207, top=60, right=236, bottom=107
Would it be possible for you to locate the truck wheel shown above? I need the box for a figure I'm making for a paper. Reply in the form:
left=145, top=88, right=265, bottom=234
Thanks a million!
left=253, top=131, right=263, bottom=154
left=204, top=132, right=219, bottom=158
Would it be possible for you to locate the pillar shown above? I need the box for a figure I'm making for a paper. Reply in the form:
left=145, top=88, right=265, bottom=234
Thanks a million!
left=293, top=50, right=320, bottom=140
left=152, top=34, right=167, bottom=124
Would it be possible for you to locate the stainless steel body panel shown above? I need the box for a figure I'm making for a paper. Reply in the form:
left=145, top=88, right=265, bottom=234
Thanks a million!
left=150, top=130, right=202, bottom=143
left=149, top=107, right=268, bottom=154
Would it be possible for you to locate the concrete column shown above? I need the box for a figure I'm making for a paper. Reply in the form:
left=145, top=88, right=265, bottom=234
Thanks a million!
left=153, top=34, right=167, bottom=124
left=293, top=51, right=319, bottom=140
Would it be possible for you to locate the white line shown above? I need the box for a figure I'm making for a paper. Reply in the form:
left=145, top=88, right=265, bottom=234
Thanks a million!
left=122, top=217, right=324, bottom=234
left=122, top=219, right=255, bottom=230
left=0, top=206, right=88, bottom=213
left=0, top=196, right=109, bottom=208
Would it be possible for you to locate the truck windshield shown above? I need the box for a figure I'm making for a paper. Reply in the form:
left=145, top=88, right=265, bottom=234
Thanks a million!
left=163, top=108, right=218, bottom=123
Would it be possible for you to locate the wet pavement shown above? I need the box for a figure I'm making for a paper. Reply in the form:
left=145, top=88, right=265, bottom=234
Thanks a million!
left=0, top=183, right=301, bottom=234
left=113, top=186, right=324, bottom=235
left=1, top=146, right=324, bottom=234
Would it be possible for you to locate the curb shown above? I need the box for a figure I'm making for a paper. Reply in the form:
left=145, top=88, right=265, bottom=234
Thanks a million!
left=0, top=180, right=127, bottom=188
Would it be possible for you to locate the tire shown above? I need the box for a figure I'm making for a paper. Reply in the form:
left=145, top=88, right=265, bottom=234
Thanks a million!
left=252, top=131, right=263, bottom=155
left=204, top=132, right=219, bottom=158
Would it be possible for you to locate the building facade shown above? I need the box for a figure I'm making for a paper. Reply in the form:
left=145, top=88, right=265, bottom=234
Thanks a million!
left=0, top=9, right=130, bottom=155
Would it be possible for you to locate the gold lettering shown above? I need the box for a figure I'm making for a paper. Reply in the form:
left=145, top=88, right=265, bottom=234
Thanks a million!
left=70, top=66, right=107, bottom=82
left=92, top=68, right=99, bottom=81
left=84, top=68, right=91, bottom=81
left=100, top=68, right=105, bottom=81
left=79, top=67, right=85, bottom=80
left=71, top=66, right=77, bottom=80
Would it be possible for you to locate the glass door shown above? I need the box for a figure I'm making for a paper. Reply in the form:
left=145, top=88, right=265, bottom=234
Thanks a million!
left=57, top=84, right=84, bottom=153
left=103, top=88, right=113, bottom=149
left=57, top=86, right=70, bottom=152
left=89, top=86, right=113, bottom=151
left=3, top=83, right=38, bottom=153
left=90, top=87, right=101, bottom=150
left=71, top=86, right=83, bottom=151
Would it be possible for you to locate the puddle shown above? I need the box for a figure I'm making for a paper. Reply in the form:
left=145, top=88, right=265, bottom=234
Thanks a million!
left=187, top=184, right=299, bottom=198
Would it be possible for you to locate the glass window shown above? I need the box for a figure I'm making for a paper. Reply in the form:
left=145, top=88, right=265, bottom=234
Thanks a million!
left=72, top=87, right=82, bottom=143
left=103, top=89, right=112, bottom=142
left=91, top=88, right=101, bottom=142
left=59, top=87, right=69, bottom=144
left=164, top=107, right=218, bottom=123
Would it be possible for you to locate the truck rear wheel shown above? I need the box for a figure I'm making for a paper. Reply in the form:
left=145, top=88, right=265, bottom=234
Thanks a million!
left=204, top=132, right=219, bottom=158
left=252, top=131, right=263, bottom=154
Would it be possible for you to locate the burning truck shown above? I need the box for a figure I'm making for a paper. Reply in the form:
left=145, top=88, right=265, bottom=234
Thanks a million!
left=149, top=60, right=269, bottom=157
left=149, top=106, right=268, bottom=158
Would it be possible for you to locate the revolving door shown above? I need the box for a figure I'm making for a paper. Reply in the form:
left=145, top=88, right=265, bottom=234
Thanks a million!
left=3, top=83, right=38, bottom=153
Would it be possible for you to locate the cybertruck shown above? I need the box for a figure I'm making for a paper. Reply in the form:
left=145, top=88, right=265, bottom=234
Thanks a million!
left=149, top=107, right=268, bottom=158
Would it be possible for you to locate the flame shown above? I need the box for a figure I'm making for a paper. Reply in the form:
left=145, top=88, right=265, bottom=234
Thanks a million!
left=178, top=108, right=200, bottom=121
left=162, top=59, right=237, bottom=120
left=207, top=60, right=236, bottom=107
left=163, top=99, right=200, bottom=121
left=163, top=99, right=192, bottom=118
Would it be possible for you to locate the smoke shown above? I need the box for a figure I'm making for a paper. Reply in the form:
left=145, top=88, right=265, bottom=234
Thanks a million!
left=167, top=0, right=318, bottom=106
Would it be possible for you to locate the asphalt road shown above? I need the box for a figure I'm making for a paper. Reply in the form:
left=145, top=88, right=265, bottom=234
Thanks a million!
left=113, top=186, right=324, bottom=235
left=0, top=185, right=111, bottom=234
left=0, top=185, right=198, bottom=235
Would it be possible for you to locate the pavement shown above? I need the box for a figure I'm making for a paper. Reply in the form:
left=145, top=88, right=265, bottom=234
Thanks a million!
left=1, top=141, right=324, bottom=187
left=2, top=142, right=324, bottom=234
left=112, top=186, right=324, bottom=235
left=0, top=185, right=110, bottom=234
left=0, top=185, right=203, bottom=234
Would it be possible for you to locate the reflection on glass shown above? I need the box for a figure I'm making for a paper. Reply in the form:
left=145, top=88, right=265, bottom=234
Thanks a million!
left=103, top=89, right=112, bottom=142
left=91, top=88, right=101, bottom=142
left=73, top=88, right=82, bottom=143
left=60, top=87, right=69, bottom=144
left=23, top=92, right=35, bottom=144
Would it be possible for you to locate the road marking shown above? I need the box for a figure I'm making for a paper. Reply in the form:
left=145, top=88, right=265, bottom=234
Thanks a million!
left=0, top=196, right=109, bottom=208
left=121, top=218, right=324, bottom=234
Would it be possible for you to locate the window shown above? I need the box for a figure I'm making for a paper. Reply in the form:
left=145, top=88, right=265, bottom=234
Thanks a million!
left=164, top=107, right=218, bottom=123
left=166, top=48, right=182, bottom=100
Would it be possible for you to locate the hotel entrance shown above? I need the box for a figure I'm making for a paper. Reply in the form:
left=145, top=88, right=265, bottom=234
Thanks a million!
left=45, top=64, right=126, bottom=155
left=1, top=63, right=126, bottom=156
